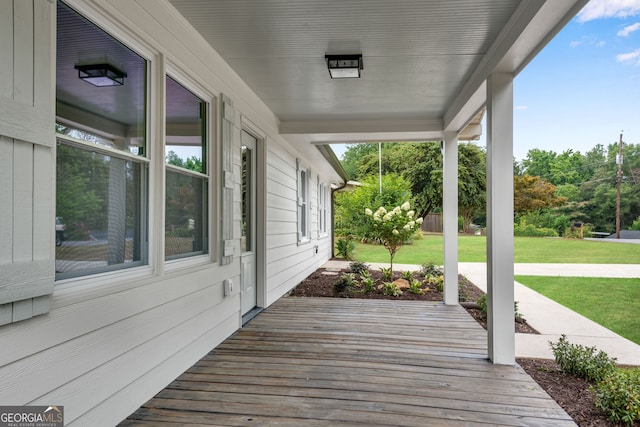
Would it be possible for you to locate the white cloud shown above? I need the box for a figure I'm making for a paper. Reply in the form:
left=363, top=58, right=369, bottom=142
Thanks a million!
left=570, top=35, right=606, bottom=47
left=578, top=0, right=640, bottom=22
left=618, top=21, right=640, bottom=36
left=616, top=48, right=640, bottom=64
left=515, top=105, right=528, bottom=111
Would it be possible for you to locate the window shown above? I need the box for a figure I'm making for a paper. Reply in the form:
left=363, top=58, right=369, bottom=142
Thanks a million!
left=165, top=76, right=208, bottom=259
left=297, top=160, right=310, bottom=243
left=55, top=1, right=148, bottom=279
left=318, top=179, right=328, bottom=237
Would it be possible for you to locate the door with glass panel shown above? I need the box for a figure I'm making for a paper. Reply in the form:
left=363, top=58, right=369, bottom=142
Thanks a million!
left=241, top=131, right=257, bottom=315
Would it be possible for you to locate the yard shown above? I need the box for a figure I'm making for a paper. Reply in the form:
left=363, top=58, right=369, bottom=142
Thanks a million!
left=347, top=234, right=640, bottom=264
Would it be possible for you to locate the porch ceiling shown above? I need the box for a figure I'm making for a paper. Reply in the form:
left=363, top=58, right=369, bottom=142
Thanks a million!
left=168, top=0, right=587, bottom=144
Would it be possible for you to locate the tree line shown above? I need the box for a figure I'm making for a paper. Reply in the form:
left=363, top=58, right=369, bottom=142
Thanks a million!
left=337, top=140, right=640, bottom=238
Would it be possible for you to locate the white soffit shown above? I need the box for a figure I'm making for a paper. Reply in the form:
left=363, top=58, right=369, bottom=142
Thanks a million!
left=168, top=0, right=588, bottom=143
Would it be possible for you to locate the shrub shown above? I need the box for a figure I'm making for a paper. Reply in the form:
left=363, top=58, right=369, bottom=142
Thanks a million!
left=476, top=294, right=523, bottom=321
left=379, top=267, right=393, bottom=281
left=428, top=275, right=444, bottom=292
left=401, top=270, right=414, bottom=281
left=333, top=273, right=358, bottom=296
left=379, top=281, right=403, bottom=297
left=593, top=368, right=640, bottom=425
left=408, top=279, right=424, bottom=295
left=514, top=222, right=558, bottom=237
left=420, top=261, right=443, bottom=278
left=477, top=294, right=487, bottom=314
left=336, top=238, right=355, bottom=260
left=349, top=261, right=369, bottom=274
left=549, top=335, right=617, bottom=383
left=360, top=275, right=375, bottom=293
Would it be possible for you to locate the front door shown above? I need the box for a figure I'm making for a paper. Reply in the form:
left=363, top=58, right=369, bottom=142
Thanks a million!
left=241, top=131, right=257, bottom=315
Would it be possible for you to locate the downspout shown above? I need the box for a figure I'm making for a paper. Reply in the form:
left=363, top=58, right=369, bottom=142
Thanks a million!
left=315, top=144, right=349, bottom=258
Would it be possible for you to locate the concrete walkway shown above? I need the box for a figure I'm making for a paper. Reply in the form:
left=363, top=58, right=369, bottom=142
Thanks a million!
left=322, top=260, right=640, bottom=365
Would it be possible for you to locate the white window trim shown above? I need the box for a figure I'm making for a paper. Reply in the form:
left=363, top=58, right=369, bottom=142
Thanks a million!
left=163, top=70, right=214, bottom=263
left=320, top=179, right=330, bottom=238
left=297, top=159, right=310, bottom=244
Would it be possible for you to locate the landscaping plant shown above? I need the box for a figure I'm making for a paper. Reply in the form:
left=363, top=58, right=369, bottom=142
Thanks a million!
left=364, top=202, right=423, bottom=273
left=550, top=334, right=617, bottom=383
left=549, top=335, right=640, bottom=425
left=593, top=368, right=640, bottom=425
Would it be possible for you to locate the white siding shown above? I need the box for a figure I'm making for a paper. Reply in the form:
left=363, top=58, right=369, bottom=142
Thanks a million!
left=0, top=1, right=342, bottom=426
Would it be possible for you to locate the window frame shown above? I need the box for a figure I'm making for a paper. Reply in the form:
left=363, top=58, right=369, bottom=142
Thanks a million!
left=163, top=72, right=212, bottom=263
left=54, top=133, right=150, bottom=280
left=317, top=178, right=328, bottom=238
left=297, top=159, right=310, bottom=244
left=55, top=1, right=151, bottom=282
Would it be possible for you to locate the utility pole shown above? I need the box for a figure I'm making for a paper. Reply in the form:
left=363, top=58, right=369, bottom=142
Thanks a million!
left=616, top=132, right=623, bottom=239
left=378, top=142, right=382, bottom=194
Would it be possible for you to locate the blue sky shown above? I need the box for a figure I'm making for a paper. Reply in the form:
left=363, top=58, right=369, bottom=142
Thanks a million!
left=333, top=0, right=640, bottom=161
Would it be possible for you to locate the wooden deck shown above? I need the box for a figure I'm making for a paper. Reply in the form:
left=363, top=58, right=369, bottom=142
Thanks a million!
left=120, top=297, right=576, bottom=426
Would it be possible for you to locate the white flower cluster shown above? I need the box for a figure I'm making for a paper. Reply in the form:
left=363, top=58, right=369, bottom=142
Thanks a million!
left=364, top=202, right=424, bottom=231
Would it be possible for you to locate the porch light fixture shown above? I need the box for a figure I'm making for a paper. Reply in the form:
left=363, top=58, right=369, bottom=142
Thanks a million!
left=75, top=63, right=127, bottom=87
left=325, top=54, right=363, bottom=79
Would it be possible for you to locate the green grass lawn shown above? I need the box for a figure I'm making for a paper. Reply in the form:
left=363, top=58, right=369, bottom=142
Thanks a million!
left=347, top=234, right=640, bottom=265
left=516, top=275, right=640, bottom=346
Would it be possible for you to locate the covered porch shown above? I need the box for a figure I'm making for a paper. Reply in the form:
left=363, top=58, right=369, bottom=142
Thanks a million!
left=121, top=297, right=575, bottom=426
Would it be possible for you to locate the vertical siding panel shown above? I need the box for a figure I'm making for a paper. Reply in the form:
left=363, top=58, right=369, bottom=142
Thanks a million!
left=13, top=0, right=34, bottom=105
left=0, top=137, right=13, bottom=263
left=33, top=0, right=54, bottom=111
left=13, top=142, right=34, bottom=262
left=0, top=1, right=13, bottom=99
left=33, top=145, right=52, bottom=259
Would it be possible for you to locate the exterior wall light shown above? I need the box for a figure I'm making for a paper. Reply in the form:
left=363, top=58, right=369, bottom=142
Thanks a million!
left=325, top=54, right=363, bottom=79
left=75, top=63, right=127, bottom=87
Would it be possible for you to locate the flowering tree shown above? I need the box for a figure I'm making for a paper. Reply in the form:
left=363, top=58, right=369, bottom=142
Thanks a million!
left=364, top=201, right=423, bottom=273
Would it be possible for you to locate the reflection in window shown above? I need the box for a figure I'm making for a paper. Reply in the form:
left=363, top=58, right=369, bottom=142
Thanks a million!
left=165, top=75, right=208, bottom=259
left=55, top=141, right=146, bottom=278
left=165, top=169, right=207, bottom=258
left=55, top=1, right=148, bottom=280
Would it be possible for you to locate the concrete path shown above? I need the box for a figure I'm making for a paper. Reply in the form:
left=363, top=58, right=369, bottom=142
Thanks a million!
left=459, top=263, right=640, bottom=366
left=322, top=260, right=640, bottom=365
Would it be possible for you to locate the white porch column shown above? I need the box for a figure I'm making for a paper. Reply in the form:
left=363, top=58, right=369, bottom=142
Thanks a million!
left=442, top=131, right=458, bottom=305
left=486, top=73, right=515, bottom=365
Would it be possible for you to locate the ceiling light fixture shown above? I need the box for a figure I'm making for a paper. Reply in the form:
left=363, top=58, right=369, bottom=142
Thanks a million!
left=75, top=63, right=127, bottom=87
left=325, top=54, right=363, bottom=79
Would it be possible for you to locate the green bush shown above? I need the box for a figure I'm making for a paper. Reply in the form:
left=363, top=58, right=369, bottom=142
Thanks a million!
left=549, top=335, right=617, bottom=383
left=379, top=281, right=403, bottom=297
left=349, top=261, right=369, bottom=274
left=420, top=261, right=443, bottom=277
left=476, top=294, right=523, bottom=321
left=379, top=267, right=393, bottom=281
left=336, top=238, right=356, bottom=260
left=333, top=273, right=358, bottom=296
left=407, top=279, right=424, bottom=295
left=593, top=368, right=640, bottom=425
left=514, top=222, right=558, bottom=237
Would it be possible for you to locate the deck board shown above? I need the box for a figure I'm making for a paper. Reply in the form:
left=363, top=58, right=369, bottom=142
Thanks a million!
left=120, top=297, right=575, bottom=426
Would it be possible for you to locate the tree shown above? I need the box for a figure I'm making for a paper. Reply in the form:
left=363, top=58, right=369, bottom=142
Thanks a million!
left=363, top=202, right=423, bottom=273
left=342, top=141, right=487, bottom=224
left=334, top=174, right=413, bottom=241
left=340, top=143, right=379, bottom=180
left=513, top=175, right=567, bottom=214
left=520, top=149, right=556, bottom=181
left=458, top=143, right=486, bottom=231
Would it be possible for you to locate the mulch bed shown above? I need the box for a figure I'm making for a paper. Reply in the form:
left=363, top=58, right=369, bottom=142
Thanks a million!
left=288, top=265, right=623, bottom=426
